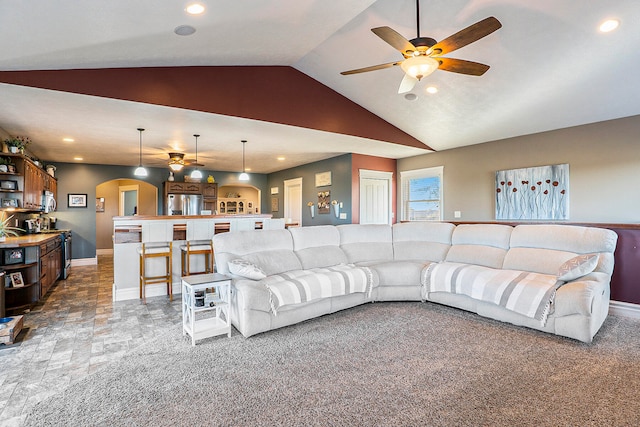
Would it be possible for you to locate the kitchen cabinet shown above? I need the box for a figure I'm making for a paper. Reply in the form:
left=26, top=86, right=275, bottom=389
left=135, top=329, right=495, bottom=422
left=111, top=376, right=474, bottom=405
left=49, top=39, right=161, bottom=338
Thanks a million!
left=0, top=154, right=57, bottom=212
left=39, top=237, right=62, bottom=297
left=202, top=183, right=218, bottom=213
left=2, top=234, right=63, bottom=315
left=164, top=182, right=202, bottom=194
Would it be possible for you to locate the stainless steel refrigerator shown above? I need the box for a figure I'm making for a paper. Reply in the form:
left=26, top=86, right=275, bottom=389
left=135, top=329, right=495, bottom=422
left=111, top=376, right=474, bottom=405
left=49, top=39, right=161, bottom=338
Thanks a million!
left=166, top=194, right=203, bottom=215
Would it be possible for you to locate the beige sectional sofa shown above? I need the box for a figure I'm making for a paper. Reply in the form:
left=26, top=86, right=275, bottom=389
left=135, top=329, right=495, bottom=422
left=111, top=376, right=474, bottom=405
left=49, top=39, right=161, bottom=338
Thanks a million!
left=213, top=222, right=617, bottom=343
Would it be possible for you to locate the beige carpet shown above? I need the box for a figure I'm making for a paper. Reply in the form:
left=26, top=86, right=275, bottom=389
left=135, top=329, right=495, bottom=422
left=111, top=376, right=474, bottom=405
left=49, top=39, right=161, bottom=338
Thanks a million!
left=24, top=302, right=640, bottom=426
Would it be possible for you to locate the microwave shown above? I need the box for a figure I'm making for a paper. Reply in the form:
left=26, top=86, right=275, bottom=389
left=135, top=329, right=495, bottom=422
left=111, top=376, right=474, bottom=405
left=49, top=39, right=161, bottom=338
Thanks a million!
left=0, top=180, right=18, bottom=191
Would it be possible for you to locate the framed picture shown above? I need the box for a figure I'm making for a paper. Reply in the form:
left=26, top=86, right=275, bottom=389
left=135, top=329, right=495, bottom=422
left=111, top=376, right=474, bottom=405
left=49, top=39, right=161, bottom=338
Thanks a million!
left=96, top=197, right=105, bottom=212
left=270, top=187, right=279, bottom=195
left=68, top=193, right=88, bottom=208
left=1, top=198, right=18, bottom=208
left=271, top=197, right=279, bottom=212
left=10, top=272, right=24, bottom=288
left=315, top=171, right=332, bottom=187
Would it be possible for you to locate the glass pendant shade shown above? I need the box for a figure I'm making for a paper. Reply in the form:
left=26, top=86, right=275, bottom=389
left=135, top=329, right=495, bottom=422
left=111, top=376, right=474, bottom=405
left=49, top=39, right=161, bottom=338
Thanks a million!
left=400, top=56, right=439, bottom=80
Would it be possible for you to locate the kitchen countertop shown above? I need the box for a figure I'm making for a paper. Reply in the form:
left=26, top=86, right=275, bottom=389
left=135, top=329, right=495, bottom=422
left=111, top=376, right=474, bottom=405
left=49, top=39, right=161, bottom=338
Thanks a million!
left=0, top=233, right=61, bottom=248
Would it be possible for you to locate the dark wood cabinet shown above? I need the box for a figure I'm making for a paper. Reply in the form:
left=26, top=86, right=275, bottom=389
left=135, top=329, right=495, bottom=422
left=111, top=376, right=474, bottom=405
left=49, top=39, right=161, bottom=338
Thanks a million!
left=0, top=154, right=57, bottom=213
left=39, top=237, right=62, bottom=297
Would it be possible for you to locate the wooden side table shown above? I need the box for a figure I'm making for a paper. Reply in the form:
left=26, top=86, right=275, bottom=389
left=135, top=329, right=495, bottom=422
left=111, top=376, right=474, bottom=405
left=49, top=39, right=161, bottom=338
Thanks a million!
left=181, top=273, right=231, bottom=346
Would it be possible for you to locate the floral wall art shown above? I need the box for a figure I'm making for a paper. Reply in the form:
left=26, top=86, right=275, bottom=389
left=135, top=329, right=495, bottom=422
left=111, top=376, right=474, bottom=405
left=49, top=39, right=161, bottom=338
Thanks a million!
left=495, top=164, right=569, bottom=220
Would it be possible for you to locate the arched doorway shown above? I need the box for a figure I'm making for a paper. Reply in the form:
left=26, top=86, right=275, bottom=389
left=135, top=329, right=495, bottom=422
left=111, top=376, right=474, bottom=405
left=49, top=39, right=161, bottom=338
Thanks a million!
left=95, top=179, right=158, bottom=254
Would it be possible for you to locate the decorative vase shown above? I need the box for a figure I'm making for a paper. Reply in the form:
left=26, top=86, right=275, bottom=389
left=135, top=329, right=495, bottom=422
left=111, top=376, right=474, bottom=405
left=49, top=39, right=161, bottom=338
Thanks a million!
left=8, top=146, right=18, bottom=154
left=309, top=205, right=315, bottom=218
left=2, top=143, right=8, bottom=153
left=333, top=204, right=340, bottom=218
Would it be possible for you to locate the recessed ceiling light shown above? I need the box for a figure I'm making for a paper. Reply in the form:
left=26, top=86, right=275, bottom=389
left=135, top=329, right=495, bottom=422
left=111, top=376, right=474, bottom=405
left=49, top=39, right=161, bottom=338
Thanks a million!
left=73, top=156, right=83, bottom=161
left=599, top=19, right=620, bottom=33
left=62, top=137, right=74, bottom=142
left=426, top=86, right=438, bottom=94
left=277, top=156, right=285, bottom=161
left=174, top=25, right=196, bottom=36
left=404, top=93, right=417, bottom=101
left=186, top=3, right=205, bottom=15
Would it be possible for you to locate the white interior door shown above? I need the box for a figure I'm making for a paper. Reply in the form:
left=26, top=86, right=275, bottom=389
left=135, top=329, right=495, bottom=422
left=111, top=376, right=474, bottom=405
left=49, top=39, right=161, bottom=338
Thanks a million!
left=119, top=184, right=139, bottom=216
left=359, top=170, right=392, bottom=224
left=284, top=177, right=302, bottom=224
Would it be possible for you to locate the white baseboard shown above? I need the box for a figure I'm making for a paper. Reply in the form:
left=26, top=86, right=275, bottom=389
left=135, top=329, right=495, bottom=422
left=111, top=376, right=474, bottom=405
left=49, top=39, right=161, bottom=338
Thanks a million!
left=112, top=282, right=182, bottom=302
left=71, top=257, right=97, bottom=266
left=609, top=300, right=640, bottom=319
left=96, top=248, right=113, bottom=256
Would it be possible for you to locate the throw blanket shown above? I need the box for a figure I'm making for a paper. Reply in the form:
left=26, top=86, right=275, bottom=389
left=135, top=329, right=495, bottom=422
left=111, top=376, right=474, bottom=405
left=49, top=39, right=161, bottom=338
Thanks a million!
left=262, top=264, right=373, bottom=315
left=424, top=262, right=563, bottom=325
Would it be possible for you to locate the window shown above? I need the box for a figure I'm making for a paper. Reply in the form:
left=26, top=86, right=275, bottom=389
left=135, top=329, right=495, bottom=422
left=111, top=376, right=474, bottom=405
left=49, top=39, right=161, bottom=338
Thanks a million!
left=400, top=166, right=443, bottom=221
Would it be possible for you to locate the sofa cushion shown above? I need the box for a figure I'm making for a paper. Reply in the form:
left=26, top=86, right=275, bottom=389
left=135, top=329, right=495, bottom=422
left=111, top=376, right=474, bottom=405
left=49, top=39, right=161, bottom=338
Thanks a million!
left=289, top=225, right=348, bottom=269
left=368, top=260, right=431, bottom=289
left=504, top=224, right=618, bottom=276
left=261, top=264, right=373, bottom=314
left=557, top=253, right=599, bottom=281
left=338, top=224, right=393, bottom=264
left=213, top=229, right=301, bottom=276
left=426, top=262, right=562, bottom=324
left=445, top=224, right=513, bottom=268
left=228, top=259, right=267, bottom=280
left=392, top=222, right=454, bottom=262
left=241, top=250, right=303, bottom=277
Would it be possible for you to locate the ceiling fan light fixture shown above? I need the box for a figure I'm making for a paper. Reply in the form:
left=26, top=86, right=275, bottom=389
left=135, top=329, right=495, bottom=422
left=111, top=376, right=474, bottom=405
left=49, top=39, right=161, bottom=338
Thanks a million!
left=400, top=56, right=439, bottom=80
left=169, top=161, right=184, bottom=172
left=168, top=152, right=185, bottom=171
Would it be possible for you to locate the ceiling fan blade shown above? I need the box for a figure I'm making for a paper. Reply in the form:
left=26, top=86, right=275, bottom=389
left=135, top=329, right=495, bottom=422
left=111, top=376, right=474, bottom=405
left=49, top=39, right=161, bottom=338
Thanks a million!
left=398, top=74, right=419, bottom=94
left=436, top=58, right=490, bottom=76
left=341, top=61, right=401, bottom=75
left=372, top=26, right=416, bottom=55
left=430, top=17, right=502, bottom=56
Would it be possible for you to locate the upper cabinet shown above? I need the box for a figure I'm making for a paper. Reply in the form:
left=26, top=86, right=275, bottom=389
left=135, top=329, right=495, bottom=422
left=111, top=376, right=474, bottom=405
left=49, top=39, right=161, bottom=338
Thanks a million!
left=0, top=154, right=57, bottom=212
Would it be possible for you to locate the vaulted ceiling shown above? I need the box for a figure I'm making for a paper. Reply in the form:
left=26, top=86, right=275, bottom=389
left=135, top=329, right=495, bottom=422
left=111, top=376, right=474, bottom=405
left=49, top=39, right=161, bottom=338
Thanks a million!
left=1, top=0, right=639, bottom=174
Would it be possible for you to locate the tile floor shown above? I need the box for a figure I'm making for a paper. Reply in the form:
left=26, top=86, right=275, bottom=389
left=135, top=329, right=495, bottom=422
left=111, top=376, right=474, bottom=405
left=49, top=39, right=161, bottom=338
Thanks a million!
left=0, top=255, right=183, bottom=426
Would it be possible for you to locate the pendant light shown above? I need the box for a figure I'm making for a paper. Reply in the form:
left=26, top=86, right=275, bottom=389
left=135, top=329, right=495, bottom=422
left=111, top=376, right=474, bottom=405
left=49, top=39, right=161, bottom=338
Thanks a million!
left=239, top=140, right=249, bottom=181
left=190, top=134, right=203, bottom=180
left=134, top=128, right=147, bottom=177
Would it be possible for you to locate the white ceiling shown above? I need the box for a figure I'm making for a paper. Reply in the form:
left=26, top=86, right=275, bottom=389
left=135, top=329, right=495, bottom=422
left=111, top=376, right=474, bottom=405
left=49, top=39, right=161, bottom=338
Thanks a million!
left=1, top=0, right=639, bottom=174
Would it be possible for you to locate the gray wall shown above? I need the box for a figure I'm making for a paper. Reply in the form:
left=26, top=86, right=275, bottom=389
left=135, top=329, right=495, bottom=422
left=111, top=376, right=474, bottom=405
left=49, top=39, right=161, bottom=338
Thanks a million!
left=52, top=163, right=267, bottom=260
left=268, top=154, right=352, bottom=226
left=398, top=115, right=640, bottom=223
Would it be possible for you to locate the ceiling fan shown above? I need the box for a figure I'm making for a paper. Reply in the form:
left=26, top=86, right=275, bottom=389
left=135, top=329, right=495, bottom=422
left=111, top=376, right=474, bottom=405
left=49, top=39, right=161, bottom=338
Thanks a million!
left=167, top=152, right=202, bottom=171
left=341, top=0, right=502, bottom=93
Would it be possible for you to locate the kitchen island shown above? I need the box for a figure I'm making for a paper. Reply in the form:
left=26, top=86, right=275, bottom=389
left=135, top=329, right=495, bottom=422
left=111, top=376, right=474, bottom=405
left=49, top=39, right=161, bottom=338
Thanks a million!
left=112, top=214, right=272, bottom=301
left=0, top=232, right=64, bottom=315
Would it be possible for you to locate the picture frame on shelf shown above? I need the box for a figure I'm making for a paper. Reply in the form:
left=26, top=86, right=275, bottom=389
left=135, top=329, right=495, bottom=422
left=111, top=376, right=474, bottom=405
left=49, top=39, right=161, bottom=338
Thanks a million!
left=1, top=198, right=18, bottom=208
left=9, top=272, right=24, bottom=288
left=68, top=193, right=88, bottom=208
left=96, top=197, right=105, bottom=212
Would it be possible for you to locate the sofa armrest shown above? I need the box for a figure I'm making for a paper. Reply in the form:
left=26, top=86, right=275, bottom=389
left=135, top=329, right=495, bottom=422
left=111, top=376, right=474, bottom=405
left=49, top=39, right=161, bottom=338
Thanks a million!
left=554, top=272, right=609, bottom=317
left=232, top=279, right=272, bottom=313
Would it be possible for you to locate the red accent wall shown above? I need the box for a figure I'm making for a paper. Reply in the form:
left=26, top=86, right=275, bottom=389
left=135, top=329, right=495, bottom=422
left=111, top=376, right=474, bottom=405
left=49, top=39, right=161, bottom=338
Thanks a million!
left=0, top=66, right=432, bottom=151
left=351, top=154, right=397, bottom=224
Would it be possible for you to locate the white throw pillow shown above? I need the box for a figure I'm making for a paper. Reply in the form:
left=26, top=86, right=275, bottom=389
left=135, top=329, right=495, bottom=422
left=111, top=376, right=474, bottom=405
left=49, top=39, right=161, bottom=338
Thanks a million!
left=557, top=254, right=598, bottom=281
left=228, top=259, right=266, bottom=280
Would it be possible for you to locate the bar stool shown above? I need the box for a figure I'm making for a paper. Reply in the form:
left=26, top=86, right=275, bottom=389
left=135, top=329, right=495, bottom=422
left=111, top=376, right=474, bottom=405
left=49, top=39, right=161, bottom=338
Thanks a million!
left=137, top=242, right=173, bottom=304
left=180, top=240, right=214, bottom=276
